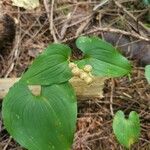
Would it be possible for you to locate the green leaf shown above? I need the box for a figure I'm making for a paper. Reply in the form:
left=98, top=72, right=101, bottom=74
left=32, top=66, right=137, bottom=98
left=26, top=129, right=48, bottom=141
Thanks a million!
left=21, top=44, right=72, bottom=85
left=76, top=36, right=131, bottom=77
left=113, top=111, right=140, bottom=149
left=145, top=65, right=150, bottom=84
left=2, top=82, right=77, bottom=150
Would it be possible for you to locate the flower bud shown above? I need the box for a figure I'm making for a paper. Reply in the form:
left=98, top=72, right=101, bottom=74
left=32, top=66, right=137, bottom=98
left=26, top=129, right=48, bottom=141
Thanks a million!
left=84, top=65, right=92, bottom=72
left=71, top=67, right=80, bottom=76
left=84, top=77, right=93, bottom=84
left=80, top=72, right=88, bottom=79
left=69, top=62, right=76, bottom=69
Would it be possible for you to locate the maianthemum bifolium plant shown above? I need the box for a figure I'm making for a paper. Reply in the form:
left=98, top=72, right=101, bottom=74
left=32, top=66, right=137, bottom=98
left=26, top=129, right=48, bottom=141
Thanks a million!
left=2, top=36, right=141, bottom=150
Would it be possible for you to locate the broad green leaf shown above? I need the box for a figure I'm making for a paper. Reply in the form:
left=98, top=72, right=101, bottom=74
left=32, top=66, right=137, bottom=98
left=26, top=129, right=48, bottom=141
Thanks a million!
left=76, top=36, right=131, bottom=77
left=145, top=65, right=150, bottom=83
left=2, top=82, right=77, bottom=150
left=21, top=44, right=72, bottom=85
left=113, top=111, right=140, bottom=149
left=12, top=0, right=40, bottom=10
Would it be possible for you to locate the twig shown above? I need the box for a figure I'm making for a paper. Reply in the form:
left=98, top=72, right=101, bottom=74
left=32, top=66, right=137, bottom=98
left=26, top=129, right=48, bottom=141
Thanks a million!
left=95, top=27, right=150, bottom=41
left=0, top=77, right=106, bottom=100
left=63, top=27, right=150, bottom=42
left=60, top=5, right=78, bottom=40
left=93, top=0, right=109, bottom=11
left=3, top=136, right=12, bottom=150
left=75, top=16, right=92, bottom=37
left=139, top=138, right=150, bottom=144
left=68, top=14, right=93, bottom=28
left=43, top=0, right=58, bottom=43
left=4, top=63, right=14, bottom=78
left=50, top=0, right=57, bottom=42
left=60, top=13, right=72, bottom=40
left=113, top=0, right=150, bottom=35
left=110, top=78, right=114, bottom=116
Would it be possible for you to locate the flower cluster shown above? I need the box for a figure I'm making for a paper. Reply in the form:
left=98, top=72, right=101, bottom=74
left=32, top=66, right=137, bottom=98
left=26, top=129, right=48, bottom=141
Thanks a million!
left=69, top=62, right=93, bottom=84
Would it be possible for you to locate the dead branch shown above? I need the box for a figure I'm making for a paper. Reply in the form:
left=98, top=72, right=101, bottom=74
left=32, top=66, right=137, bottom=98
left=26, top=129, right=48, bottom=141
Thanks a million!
left=63, top=27, right=150, bottom=43
left=43, top=0, right=58, bottom=43
left=0, top=77, right=106, bottom=100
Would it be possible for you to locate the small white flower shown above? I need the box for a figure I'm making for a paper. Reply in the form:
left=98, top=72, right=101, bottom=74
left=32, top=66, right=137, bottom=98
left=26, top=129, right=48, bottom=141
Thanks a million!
left=69, top=62, right=77, bottom=69
left=84, top=65, right=92, bottom=72
left=80, top=72, right=88, bottom=79
left=71, top=67, right=80, bottom=76
left=84, top=77, right=93, bottom=84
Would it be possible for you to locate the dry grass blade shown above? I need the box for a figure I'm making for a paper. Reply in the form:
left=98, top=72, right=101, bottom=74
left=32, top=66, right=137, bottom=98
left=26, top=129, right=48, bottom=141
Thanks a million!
left=43, top=0, right=58, bottom=43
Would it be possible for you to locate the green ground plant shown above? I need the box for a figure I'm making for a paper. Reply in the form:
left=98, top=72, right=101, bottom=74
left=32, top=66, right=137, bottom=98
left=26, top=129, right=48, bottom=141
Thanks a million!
left=113, top=111, right=140, bottom=149
left=145, top=65, right=150, bottom=84
left=2, top=36, right=141, bottom=150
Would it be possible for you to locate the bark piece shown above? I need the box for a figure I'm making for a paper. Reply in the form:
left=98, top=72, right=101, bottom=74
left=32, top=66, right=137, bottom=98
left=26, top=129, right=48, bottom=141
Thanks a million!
left=0, top=77, right=106, bottom=100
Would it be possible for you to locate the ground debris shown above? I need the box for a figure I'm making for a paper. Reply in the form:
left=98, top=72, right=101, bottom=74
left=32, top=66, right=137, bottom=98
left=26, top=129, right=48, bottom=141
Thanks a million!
left=0, top=0, right=150, bottom=149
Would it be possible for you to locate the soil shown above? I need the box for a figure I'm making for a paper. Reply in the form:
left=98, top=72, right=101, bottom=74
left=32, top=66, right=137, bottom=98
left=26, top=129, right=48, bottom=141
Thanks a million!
left=0, top=0, right=150, bottom=150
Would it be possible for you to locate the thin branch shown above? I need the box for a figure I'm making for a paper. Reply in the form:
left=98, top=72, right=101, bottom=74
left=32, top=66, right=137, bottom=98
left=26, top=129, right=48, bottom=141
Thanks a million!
left=43, top=0, right=58, bottom=43
left=113, top=0, right=150, bottom=35
left=3, top=137, right=12, bottom=150
left=93, top=0, right=109, bottom=11
left=63, top=27, right=150, bottom=43
left=75, top=16, right=92, bottom=37
left=60, top=5, right=78, bottom=40
left=0, top=77, right=106, bottom=100
left=50, top=0, right=57, bottom=42
left=110, top=78, right=114, bottom=116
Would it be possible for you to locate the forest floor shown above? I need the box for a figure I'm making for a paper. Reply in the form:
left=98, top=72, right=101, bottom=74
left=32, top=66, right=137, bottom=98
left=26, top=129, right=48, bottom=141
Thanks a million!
left=0, top=0, right=150, bottom=150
